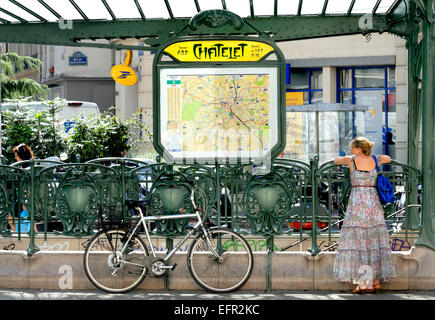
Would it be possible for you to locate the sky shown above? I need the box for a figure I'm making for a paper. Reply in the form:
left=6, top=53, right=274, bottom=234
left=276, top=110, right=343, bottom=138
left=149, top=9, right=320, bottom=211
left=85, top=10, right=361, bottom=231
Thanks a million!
left=0, top=0, right=396, bottom=23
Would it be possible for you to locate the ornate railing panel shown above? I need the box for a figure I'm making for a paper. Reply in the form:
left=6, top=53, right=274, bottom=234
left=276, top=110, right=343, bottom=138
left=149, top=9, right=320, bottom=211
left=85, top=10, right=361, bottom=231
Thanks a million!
left=0, top=165, right=29, bottom=236
left=313, top=159, right=422, bottom=253
left=0, top=156, right=422, bottom=257
left=35, top=163, right=120, bottom=236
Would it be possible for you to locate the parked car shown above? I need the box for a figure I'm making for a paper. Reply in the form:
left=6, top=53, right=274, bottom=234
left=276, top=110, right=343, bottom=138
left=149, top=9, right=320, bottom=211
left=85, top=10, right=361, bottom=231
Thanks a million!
left=1, top=100, right=100, bottom=134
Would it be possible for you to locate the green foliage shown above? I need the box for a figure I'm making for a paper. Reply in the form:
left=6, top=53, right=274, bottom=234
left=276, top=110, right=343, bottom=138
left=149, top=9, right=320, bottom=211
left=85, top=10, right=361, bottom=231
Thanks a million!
left=124, top=107, right=153, bottom=156
left=1, top=52, right=49, bottom=101
left=1, top=101, right=67, bottom=163
left=66, top=107, right=136, bottom=162
left=1, top=78, right=49, bottom=101
left=1, top=97, right=152, bottom=163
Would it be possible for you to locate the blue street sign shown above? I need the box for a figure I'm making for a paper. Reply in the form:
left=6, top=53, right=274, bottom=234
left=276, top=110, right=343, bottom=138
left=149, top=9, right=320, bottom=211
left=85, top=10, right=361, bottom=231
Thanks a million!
left=69, top=51, right=88, bottom=66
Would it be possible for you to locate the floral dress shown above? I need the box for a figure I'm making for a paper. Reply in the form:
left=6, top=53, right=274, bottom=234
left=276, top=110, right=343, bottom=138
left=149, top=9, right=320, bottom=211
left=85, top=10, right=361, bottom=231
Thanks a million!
left=333, top=156, right=396, bottom=284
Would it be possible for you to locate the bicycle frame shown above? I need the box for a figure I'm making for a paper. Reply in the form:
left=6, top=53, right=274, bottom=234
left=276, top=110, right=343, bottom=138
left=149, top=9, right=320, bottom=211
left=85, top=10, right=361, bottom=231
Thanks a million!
left=119, top=205, right=222, bottom=268
left=85, top=185, right=254, bottom=293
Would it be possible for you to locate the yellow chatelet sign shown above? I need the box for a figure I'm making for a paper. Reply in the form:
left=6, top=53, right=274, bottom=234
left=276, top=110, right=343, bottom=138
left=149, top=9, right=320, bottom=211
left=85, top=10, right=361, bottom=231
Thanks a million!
left=164, top=40, right=274, bottom=62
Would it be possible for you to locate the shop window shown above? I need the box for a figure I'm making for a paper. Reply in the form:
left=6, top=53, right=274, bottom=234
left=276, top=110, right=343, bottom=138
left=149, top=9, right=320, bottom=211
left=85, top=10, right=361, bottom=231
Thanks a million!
left=337, top=66, right=396, bottom=157
left=355, top=68, right=385, bottom=88
left=287, top=68, right=309, bottom=90
left=286, top=66, right=323, bottom=105
left=340, top=69, right=352, bottom=89
left=284, top=66, right=324, bottom=161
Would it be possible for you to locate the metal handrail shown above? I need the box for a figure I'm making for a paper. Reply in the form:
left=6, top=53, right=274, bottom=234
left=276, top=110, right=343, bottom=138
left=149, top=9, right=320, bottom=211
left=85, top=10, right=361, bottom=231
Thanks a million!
left=0, top=157, right=422, bottom=258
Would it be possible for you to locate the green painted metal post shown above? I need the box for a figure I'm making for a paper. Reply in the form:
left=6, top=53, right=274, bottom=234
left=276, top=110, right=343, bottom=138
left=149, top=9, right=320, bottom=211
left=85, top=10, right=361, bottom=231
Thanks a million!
left=405, top=0, right=422, bottom=230
left=0, top=55, right=2, bottom=156
left=121, top=159, right=126, bottom=220
left=216, top=164, right=221, bottom=227
left=27, top=159, right=40, bottom=256
left=165, top=238, right=173, bottom=291
left=266, top=235, right=273, bottom=292
left=415, top=1, right=435, bottom=249
left=308, top=155, right=320, bottom=256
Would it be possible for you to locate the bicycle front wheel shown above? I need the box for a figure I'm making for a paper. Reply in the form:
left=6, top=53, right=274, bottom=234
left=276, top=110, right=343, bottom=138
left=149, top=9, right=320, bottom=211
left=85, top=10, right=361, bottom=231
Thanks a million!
left=187, top=228, right=253, bottom=293
left=83, top=229, right=149, bottom=293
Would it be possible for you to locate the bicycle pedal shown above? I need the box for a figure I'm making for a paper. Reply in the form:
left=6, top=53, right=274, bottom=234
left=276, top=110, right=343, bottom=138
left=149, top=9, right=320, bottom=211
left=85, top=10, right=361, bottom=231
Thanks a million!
left=171, top=263, right=177, bottom=271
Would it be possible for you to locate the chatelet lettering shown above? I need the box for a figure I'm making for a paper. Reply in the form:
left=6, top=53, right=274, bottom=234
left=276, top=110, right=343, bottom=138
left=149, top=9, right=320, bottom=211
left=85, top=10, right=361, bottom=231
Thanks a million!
left=193, top=43, right=248, bottom=60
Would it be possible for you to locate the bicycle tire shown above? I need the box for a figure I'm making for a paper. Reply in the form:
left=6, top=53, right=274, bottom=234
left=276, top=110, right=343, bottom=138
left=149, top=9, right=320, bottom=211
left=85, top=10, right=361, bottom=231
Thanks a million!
left=83, top=229, right=149, bottom=293
left=187, top=227, right=253, bottom=293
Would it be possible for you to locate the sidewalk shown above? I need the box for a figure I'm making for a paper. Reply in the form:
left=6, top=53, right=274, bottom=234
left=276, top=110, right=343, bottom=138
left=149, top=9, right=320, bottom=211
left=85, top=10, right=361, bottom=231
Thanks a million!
left=1, top=288, right=435, bottom=300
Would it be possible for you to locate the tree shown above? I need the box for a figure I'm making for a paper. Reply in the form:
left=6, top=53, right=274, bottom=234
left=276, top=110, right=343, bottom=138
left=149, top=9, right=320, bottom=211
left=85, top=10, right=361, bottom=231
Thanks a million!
left=66, top=108, right=133, bottom=162
left=1, top=101, right=67, bottom=163
left=1, top=52, right=49, bottom=101
left=65, top=107, right=152, bottom=162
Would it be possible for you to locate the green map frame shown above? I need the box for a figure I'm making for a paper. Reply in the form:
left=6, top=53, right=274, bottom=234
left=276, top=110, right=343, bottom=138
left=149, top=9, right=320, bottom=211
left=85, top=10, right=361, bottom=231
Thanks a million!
left=153, top=36, right=286, bottom=165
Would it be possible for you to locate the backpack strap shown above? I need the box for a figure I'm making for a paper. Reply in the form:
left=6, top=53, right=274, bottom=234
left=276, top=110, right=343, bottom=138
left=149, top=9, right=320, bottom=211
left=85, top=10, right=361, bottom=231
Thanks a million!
left=372, top=155, right=380, bottom=172
left=350, top=156, right=358, bottom=171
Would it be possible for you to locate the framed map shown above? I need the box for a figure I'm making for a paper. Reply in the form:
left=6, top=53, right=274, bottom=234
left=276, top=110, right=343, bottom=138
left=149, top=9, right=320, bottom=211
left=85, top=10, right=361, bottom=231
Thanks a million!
left=158, top=67, right=279, bottom=163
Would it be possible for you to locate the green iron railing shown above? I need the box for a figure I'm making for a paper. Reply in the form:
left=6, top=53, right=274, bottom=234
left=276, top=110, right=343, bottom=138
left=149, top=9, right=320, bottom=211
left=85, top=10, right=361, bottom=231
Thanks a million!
left=0, top=156, right=422, bottom=258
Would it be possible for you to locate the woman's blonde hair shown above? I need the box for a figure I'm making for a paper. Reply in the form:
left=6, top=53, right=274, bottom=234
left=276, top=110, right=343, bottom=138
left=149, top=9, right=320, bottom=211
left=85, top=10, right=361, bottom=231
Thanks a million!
left=350, top=137, right=374, bottom=156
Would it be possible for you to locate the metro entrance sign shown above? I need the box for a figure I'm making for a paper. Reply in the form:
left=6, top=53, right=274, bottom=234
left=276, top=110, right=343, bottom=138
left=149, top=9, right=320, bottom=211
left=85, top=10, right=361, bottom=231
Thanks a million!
left=152, top=10, right=286, bottom=165
left=163, top=40, right=275, bottom=62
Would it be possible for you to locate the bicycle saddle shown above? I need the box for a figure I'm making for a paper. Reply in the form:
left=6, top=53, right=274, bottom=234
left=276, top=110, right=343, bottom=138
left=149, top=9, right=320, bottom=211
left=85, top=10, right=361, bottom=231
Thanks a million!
left=125, top=199, right=149, bottom=208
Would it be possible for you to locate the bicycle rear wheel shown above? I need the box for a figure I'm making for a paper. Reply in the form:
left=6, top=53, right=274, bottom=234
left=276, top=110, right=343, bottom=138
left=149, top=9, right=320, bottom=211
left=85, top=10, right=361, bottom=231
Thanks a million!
left=83, top=229, right=149, bottom=293
left=187, top=228, right=253, bottom=293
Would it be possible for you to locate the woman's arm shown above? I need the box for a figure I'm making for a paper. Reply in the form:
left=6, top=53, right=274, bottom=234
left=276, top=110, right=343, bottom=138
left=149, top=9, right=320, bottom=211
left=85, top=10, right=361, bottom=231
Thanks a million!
left=378, top=155, right=391, bottom=165
left=334, top=156, right=351, bottom=166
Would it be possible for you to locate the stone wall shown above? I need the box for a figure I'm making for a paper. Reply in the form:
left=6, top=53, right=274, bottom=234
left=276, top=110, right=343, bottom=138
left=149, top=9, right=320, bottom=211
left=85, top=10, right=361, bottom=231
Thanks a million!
left=0, top=243, right=433, bottom=291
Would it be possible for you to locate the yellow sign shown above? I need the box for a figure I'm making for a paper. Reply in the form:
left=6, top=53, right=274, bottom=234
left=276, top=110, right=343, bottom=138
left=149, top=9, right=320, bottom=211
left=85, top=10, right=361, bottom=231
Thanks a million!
left=164, top=40, right=274, bottom=62
left=111, top=50, right=138, bottom=86
left=286, top=92, right=304, bottom=106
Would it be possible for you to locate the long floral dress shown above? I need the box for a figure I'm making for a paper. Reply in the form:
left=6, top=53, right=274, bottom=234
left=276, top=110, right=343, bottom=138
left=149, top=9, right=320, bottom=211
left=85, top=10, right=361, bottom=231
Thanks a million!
left=333, top=156, right=396, bottom=284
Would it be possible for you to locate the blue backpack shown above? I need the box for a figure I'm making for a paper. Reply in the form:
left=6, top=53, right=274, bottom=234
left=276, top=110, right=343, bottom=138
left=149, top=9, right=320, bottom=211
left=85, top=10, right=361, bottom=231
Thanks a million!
left=372, top=155, right=395, bottom=205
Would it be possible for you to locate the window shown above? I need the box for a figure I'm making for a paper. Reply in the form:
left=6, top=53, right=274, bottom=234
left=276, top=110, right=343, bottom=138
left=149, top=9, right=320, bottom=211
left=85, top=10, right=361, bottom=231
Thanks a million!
left=284, top=67, right=323, bottom=161
left=286, top=66, right=323, bottom=105
left=337, top=66, right=396, bottom=156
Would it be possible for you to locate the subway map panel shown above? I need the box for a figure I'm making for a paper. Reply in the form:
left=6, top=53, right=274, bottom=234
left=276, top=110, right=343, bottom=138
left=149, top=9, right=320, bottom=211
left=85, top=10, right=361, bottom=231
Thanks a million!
left=160, top=68, right=278, bottom=161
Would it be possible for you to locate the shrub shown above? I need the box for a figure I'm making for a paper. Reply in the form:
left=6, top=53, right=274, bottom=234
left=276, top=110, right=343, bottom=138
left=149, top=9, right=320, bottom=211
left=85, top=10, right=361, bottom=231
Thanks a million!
left=1, top=103, right=66, bottom=163
left=65, top=109, right=132, bottom=162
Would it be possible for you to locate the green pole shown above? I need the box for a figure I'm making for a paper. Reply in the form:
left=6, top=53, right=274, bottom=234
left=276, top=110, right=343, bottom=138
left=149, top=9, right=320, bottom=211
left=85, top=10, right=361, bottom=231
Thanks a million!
left=0, top=50, right=2, bottom=156
left=164, top=238, right=173, bottom=291
left=405, top=0, right=422, bottom=230
left=266, top=235, right=273, bottom=292
left=308, top=155, right=320, bottom=256
left=27, top=159, right=40, bottom=256
left=415, top=3, right=435, bottom=249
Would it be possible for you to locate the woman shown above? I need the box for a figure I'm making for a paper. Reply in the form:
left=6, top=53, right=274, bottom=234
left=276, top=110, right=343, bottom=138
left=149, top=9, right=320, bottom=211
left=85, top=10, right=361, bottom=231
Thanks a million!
left=9, top=143, right=34, bottom=233
left=333, top=137, right=396, bottom=293
left=12, top=143, right=34, bottom=163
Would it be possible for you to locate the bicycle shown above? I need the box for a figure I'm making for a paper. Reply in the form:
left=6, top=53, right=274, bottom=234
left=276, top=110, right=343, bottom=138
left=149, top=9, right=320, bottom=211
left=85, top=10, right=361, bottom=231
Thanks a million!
left=83, top=182, right=253, bottom=293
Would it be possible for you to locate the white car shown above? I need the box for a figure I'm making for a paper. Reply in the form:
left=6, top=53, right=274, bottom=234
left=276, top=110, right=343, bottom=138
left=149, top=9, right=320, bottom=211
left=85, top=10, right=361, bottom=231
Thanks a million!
left=1, top=100, right=100, bottom=134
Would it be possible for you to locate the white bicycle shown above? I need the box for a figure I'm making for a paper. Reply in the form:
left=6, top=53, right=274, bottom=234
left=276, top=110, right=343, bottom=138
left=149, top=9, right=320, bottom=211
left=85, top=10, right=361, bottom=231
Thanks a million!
left=83, top=183, right=253, bottom=293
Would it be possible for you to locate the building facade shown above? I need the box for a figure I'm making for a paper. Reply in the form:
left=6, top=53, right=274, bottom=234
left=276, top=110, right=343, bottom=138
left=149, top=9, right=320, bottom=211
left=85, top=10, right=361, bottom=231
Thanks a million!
left=116, top=32, right=412, bottom=164
left=1, top=32, right=415, bottom=165
left=0, top=43, right=115, bottom=114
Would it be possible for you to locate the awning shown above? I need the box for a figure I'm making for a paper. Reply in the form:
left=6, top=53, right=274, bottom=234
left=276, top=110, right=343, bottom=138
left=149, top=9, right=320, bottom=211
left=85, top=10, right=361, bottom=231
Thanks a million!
left=0, top=0, right=409, bottom=50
